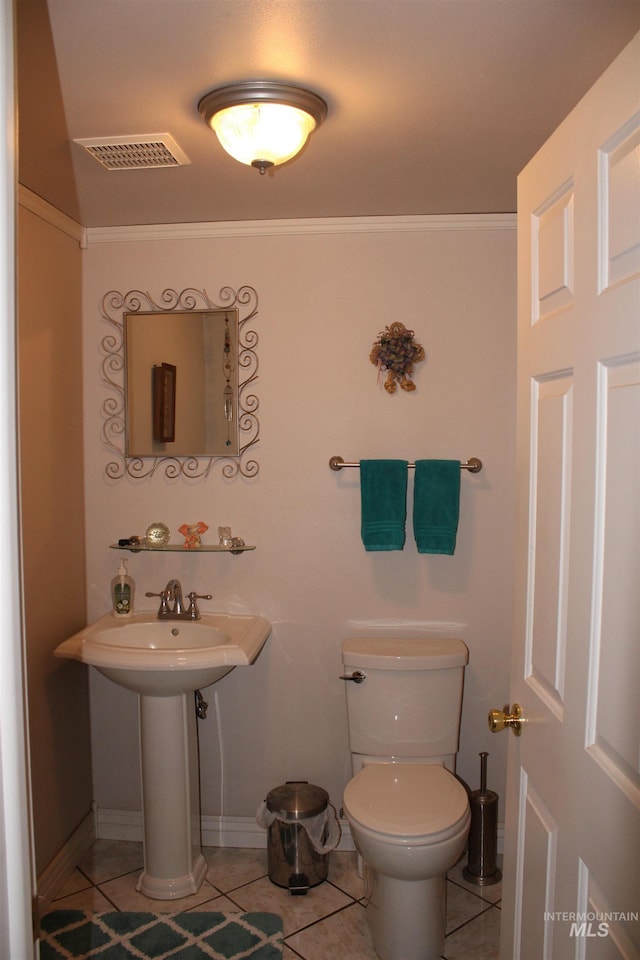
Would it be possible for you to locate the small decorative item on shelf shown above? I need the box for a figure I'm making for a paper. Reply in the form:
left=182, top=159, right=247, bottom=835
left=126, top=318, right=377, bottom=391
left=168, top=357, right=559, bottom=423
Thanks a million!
left=178, top=521, right=209, bottom=549
left=370, top=321, right=425, bottom=393
left=118, top=535, right=142, bottom=548
left=218, top=525, right=245, bottom=553
left=218, top=526, right=233, bottom=547
left=144, top=522, right=171, bottom=548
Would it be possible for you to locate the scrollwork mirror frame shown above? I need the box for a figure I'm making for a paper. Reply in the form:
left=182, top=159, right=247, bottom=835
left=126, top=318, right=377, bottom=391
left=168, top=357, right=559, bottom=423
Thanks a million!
left=100, top=286, right=260, bottom=479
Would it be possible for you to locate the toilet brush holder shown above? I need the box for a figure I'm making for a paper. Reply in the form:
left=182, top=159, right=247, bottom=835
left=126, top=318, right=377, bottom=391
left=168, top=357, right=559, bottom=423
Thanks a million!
left=463, top=751, right=501, bottom=886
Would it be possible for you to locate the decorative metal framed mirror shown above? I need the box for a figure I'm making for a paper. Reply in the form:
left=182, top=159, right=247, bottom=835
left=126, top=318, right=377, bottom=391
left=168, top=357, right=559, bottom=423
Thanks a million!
left=100, top=286, right=260, bottom=479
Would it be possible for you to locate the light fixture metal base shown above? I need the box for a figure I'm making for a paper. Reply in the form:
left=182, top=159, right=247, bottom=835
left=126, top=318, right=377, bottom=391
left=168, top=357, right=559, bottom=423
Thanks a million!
left=251, top=159, right=274, bottom=175
left=198, top=81, right=327, bottom=128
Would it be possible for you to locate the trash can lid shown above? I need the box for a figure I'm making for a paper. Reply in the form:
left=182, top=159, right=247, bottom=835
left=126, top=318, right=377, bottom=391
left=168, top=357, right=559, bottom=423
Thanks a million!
left=266, top=781, right=328, bottom=820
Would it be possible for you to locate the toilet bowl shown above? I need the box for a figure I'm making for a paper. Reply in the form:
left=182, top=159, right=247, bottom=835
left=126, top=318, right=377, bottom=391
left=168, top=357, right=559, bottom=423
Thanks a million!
left=341, top=636, right=470, bottom=960
left=344, top=762, right=470, bottom=960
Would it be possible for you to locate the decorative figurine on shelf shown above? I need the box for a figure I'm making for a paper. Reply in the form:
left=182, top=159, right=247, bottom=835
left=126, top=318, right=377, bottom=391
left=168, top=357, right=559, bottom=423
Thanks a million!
left=178, top=521, right=209, bottom=549
left=144, top=522, right=170, bottom=548
left=370, top=321, right=425, bottom=393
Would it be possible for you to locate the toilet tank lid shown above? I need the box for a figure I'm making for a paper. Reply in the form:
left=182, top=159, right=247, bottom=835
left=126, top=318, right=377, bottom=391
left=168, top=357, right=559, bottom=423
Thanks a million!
left=342, top=638, right=469, bottom=669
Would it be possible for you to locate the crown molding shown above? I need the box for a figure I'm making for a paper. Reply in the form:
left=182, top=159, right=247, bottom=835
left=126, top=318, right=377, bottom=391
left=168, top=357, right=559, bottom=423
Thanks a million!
left=15, top=194, right=516, bottom=245
left=17, top=185, right=86, bottom=247
left=85, top=213, right=516, bottom=245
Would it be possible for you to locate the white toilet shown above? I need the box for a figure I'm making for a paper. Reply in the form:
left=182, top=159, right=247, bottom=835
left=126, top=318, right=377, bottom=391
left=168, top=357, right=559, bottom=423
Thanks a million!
left=341, top=637, right=471, bottom=960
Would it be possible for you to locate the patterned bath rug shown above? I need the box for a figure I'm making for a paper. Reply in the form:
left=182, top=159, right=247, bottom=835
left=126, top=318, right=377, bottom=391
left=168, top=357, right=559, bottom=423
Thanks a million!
left=40, top=909, right=284, bottom=959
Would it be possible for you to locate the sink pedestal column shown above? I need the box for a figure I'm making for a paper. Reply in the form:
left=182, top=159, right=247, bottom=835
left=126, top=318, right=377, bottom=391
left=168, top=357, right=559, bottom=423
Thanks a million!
left=136, top=693, right=207, bottom=899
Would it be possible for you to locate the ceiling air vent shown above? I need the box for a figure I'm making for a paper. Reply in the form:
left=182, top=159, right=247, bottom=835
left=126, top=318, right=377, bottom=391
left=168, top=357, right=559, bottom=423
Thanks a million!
left=73, top=134, right=190, bottom=170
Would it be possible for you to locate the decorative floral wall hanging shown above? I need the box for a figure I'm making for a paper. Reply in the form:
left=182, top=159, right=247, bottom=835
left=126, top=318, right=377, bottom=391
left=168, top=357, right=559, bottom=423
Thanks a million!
left=370, top=321, right=425, bottom=393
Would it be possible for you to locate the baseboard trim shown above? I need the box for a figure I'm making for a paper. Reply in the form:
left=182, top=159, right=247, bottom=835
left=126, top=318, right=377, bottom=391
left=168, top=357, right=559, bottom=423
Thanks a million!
left=95, top=807, right=357, bottom=852
left=37, top=808, right=96, bottom=913
left=94, top=806, right=144, bottom=842
left=95, top=807, right=503, bottom=856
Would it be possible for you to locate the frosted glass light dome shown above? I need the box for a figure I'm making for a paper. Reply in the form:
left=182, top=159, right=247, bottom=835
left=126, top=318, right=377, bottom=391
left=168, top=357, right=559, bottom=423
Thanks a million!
left=212, top=102, right=317, bottom=168
left=198, top=81, right=327, bottom=174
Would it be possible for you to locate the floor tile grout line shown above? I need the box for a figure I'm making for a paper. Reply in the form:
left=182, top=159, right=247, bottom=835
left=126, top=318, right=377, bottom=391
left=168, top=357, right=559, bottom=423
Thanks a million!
left=94, top=886, right=123, bottom=912
left=215, top=890, right=252, bottom=912
left=283, top=940, right=306, bottom=960
left=67, top=849, right=361, bottom=901
left=77, top=865, right=146, bottom=889
left=75, top=866, right=96, bottom=886
left=283, top=898, right=366, bottom=942
left=447, top=876, right=502, bottom=905
left=445, top=900, right=500, bottom=939
left=205, top=873, right=269, bottom=898
left=325, top=878, right=360, bottom=901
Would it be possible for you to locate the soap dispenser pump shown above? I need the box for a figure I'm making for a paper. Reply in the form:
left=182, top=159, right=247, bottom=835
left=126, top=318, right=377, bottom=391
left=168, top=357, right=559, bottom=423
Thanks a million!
left=111, top=558, right=134, bottom=618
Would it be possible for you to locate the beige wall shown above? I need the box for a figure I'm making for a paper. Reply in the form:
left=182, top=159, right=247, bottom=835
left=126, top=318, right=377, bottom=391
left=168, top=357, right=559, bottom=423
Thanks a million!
left=18, top=204, right=92, bottom=875
left=83, top=217, right=517, bottom=823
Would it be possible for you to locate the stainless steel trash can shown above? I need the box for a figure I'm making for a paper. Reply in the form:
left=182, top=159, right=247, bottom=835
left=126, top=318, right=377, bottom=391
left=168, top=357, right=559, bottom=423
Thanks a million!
left=265, top=781, right=330, bottom=894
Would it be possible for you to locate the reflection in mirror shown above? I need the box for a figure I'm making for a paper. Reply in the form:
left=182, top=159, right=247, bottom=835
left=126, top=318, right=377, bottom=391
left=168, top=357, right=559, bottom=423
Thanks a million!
left=125, top=310, right=239, bottom=457
left=100, top=287, right=259, bottom=480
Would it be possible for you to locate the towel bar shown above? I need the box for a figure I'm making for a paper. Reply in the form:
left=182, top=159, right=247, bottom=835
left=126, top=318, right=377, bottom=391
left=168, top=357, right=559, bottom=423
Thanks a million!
left=329, top=455, right=482, bottom=473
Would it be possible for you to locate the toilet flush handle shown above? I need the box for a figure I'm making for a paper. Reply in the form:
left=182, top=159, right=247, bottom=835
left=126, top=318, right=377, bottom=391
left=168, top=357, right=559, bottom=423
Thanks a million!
left=339, top=670, right=366, bottom=683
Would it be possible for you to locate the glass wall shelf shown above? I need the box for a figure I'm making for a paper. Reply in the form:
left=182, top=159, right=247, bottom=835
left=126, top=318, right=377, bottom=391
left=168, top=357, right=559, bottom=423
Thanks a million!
left=109, top=543, right=255, bottom=554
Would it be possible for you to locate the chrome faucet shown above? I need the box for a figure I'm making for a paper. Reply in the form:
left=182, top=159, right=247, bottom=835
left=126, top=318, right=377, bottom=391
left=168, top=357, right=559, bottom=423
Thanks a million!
left=165, top=579, right=185, bottom=615
left=145, top=579, right=212, bottom=621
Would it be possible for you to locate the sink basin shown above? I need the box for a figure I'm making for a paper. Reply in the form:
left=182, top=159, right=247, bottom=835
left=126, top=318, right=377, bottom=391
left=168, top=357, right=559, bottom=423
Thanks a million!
left=54, top=611, right=272, bottom=695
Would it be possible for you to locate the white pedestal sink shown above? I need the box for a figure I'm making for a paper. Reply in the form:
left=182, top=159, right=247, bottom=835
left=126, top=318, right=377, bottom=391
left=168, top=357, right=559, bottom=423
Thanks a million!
left=55, top=611, right=271, bottom=899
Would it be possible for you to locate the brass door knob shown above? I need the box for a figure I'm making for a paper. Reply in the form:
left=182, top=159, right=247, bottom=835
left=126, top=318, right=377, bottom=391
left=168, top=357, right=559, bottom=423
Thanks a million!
left=488, top=703, right=523, bottom=737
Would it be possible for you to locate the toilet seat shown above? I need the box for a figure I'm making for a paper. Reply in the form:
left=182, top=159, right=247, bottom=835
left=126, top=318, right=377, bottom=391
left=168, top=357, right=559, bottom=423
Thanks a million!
left=344, top=763, right=469, bottom=842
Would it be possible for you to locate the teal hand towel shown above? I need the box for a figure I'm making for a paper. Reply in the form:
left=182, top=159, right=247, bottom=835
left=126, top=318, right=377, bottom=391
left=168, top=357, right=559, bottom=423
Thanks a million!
left=413, top=460, right=461, bottom=555
left=360, top=460, right=408, bottom=551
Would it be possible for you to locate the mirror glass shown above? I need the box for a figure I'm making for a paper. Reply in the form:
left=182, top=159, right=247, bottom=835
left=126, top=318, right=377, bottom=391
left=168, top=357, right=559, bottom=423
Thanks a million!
left=124, top=309, right=239, bottom=457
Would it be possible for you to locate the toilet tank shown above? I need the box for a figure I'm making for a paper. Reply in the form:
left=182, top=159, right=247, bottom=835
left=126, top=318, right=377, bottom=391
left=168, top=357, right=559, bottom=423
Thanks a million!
left=342, top=638, right=469, bottom=762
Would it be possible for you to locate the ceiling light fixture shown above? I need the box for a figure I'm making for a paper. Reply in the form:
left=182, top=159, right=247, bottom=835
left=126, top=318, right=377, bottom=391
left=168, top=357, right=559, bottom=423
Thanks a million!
left=198, top=81, right=327, bottom=175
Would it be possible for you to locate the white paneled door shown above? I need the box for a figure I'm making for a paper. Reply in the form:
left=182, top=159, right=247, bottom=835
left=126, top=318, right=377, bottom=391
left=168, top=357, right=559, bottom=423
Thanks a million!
left=500, top=34, right=640, bottom=960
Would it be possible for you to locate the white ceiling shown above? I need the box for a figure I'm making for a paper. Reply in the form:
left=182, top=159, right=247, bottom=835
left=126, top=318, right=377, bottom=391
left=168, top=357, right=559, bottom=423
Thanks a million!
left=17, top=0, right=639, bottom=229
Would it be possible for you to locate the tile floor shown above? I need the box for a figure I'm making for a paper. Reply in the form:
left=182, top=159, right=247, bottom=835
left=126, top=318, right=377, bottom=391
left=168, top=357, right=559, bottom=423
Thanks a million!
left=47, top=840, right=502, bottom=959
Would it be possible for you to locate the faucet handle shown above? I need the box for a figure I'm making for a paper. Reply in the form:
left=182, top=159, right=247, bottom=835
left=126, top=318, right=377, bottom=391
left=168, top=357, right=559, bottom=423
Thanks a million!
left=186, top=592, right=212, bottom=620
left=145, top=590, right=169, bottom=615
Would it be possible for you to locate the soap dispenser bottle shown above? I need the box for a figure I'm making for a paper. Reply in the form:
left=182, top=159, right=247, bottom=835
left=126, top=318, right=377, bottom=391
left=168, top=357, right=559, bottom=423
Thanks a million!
left=111, top=559, right=134, bottom=618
